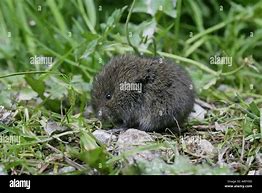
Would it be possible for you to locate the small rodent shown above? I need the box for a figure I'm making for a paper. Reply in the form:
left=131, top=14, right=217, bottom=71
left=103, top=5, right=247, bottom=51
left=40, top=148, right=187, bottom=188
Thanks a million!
left=91, top=55, right=195, bottom=132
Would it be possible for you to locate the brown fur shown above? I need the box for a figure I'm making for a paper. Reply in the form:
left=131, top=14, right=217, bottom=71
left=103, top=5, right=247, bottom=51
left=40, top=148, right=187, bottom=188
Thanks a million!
left=91, top=55, right=195, bottom=132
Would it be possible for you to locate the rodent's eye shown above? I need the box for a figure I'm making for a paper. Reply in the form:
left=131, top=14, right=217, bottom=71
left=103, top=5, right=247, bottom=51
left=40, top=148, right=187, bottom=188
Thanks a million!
left=105, top=94, right=112, bottom=100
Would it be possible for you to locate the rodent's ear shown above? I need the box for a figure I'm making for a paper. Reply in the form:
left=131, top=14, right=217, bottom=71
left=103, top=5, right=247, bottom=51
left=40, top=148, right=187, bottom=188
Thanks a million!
left=135, top=72, right=155, bottom=85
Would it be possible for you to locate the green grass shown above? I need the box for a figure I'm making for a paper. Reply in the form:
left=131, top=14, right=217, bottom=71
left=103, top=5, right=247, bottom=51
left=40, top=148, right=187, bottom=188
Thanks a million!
left=0, top=0, right=261, bottom=175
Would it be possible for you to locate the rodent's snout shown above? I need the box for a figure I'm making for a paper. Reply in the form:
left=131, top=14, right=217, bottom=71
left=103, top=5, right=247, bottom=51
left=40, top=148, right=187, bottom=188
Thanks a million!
left=97, top=109, right=103, bottom=118
left=95, top=106, right=124, bottom=126
left=96, top=107, right=111, bottom=121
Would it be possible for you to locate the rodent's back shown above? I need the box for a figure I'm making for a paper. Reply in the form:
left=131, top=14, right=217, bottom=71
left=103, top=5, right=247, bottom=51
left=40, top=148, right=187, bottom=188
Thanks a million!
left=91, top=55, right=195, bottom=132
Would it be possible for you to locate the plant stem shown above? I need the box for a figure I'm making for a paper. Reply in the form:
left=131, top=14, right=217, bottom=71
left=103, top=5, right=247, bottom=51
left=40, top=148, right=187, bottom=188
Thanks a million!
left=174, top=0, right=182, bottom=53
left=158, top=51, right=219, bottom=76
left=125, top=0, right=140, bottom=55
left=0, top=71, right=59, bottom=79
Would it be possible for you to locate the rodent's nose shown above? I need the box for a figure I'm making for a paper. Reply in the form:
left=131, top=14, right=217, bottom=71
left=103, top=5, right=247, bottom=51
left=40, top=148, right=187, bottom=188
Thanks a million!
left=97, top=109, right=103, bottom=118
left=96, top=108, right=111, bottom=120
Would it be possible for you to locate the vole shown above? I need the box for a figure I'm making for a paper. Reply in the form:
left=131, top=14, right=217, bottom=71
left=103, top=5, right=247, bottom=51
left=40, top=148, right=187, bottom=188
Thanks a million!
left=91, top=55, right=195, bottom=132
